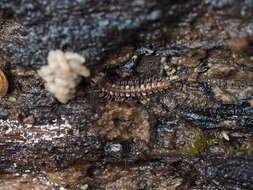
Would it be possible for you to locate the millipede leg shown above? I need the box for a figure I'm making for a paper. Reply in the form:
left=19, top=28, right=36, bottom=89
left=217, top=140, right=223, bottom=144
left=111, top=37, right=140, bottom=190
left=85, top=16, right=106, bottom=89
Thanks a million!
left=98, top=92, right=106, bottom=98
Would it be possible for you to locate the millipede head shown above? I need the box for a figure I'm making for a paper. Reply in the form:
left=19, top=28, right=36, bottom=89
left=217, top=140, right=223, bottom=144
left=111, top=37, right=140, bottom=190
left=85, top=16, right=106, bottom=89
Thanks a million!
left=90, top=72, right=106, bottom=87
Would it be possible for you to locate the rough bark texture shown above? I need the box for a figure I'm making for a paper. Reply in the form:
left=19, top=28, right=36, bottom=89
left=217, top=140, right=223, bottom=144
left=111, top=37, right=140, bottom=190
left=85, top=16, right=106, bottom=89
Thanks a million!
left=0, top=0, right=253, bottom=190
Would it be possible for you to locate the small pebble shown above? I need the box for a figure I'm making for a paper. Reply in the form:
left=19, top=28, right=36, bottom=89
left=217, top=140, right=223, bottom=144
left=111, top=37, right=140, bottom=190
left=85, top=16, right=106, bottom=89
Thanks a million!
left=227, top=37, right=249, bottom=54
left=0, top=69, right=8, bottom=98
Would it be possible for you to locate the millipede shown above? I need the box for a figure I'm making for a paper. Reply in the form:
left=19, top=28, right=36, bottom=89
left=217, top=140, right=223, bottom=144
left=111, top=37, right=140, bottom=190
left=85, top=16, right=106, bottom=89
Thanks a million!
left=91, top=73, right=174, bottom=101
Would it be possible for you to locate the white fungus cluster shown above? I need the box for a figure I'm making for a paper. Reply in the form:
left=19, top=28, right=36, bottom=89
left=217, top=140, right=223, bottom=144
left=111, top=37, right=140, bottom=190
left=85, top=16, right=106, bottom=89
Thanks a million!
left=38, top=50, right=90, bottom=103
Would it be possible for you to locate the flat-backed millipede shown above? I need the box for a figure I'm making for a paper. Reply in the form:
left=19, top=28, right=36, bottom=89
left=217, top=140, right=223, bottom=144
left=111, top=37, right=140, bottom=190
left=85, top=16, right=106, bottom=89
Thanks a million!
left=91, top=73, right=173, bottom=100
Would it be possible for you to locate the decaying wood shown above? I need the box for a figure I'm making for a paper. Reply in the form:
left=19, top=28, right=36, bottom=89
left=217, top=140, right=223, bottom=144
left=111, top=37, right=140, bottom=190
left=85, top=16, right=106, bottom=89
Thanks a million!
left=0, top=0, right=253, bottom=189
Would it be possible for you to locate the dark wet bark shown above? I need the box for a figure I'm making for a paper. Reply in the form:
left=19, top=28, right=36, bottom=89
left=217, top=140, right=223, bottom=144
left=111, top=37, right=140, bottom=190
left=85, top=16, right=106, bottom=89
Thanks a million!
left=0, top=0, right=253, bottom=190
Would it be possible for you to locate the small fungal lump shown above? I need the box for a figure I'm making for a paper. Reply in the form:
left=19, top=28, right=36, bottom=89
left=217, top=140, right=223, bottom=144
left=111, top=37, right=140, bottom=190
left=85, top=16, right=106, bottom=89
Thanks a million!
left=38, top=50, right=90, bottom=103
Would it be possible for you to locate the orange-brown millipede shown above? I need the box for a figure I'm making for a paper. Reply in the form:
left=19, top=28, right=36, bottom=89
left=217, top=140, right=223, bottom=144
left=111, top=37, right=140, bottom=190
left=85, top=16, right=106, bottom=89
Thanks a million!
left=91, top=73, right=173, bottom=101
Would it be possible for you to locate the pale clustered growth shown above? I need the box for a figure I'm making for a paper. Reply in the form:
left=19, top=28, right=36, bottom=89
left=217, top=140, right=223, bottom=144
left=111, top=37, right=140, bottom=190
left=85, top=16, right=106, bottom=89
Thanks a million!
left=38, top=50, right=90, bottom=103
